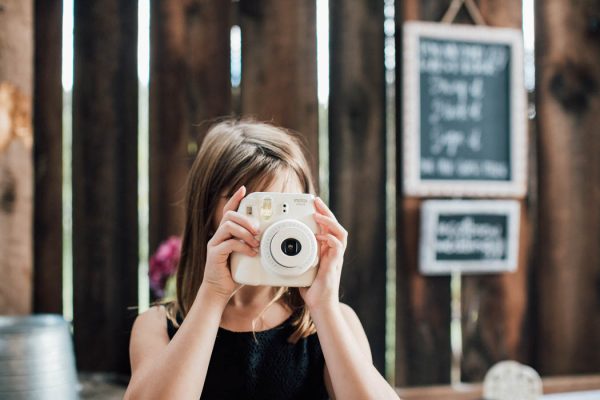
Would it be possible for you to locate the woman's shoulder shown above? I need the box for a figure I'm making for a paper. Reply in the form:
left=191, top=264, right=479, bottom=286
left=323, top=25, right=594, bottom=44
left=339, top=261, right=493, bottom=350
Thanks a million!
left=129, top=306, right=171, bottom=374
left=131, top=305, right=169, bottom=340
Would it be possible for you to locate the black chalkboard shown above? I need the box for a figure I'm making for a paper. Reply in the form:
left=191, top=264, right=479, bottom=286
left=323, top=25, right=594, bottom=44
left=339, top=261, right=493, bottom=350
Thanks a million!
left=403, top=22, right=526, bottom=197
left=420, top=38, right=511, bottom=181
left=435, top=214, right=508, bottom=262
left=420, top=200, right=520, bottom=275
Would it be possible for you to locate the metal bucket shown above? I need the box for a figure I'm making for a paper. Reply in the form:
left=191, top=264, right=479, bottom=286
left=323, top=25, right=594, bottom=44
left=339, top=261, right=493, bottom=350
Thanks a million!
left=0, top=315, right=78, bottom=399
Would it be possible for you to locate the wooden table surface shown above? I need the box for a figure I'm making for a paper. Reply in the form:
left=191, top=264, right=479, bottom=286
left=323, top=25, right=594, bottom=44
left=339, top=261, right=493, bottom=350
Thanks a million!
left=78, top=372, right=600, bottom=399
left=395, top=375, right=600, bottom=399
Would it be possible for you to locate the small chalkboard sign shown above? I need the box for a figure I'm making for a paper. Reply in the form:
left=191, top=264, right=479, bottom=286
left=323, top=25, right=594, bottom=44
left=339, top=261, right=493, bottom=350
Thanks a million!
left=420, top=200, right=520, bottom=275
left=403, top=22, right=526, bottom=197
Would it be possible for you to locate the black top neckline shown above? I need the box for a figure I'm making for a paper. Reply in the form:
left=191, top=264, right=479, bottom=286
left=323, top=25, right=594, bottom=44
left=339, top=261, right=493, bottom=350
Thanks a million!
left=216, top=310, right=296, bottom=336
left=170, top=307, right=301, bottom=336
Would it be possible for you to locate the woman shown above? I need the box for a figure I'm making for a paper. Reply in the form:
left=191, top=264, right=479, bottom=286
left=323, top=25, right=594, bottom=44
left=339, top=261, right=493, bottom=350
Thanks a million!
left=124, top=118, right=399, bottom=399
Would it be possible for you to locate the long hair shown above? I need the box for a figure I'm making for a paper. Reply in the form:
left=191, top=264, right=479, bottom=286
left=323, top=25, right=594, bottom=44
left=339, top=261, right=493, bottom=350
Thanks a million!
left=165, top=117, right=318, bottom=342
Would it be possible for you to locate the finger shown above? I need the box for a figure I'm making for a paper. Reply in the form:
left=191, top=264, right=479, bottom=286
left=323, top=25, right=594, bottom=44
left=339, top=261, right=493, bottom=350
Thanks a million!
left=214, top=238, right=258, bottom=258
left=220, top=210, right=259, bottom=235
left=313, top=213, right=348, bottom=245
left=221, top=185, right=246, bottom=217
left=314, top=196, right=336, bottom=220
left=316, top=233, right=344, bottom=256
left=212, top=220, right=260, bottom=248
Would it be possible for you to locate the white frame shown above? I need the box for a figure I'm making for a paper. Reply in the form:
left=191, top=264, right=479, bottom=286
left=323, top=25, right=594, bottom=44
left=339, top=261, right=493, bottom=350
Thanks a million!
left=403, top=21, right=527, bottom=197
left=420, top=200, right=521, bottom=275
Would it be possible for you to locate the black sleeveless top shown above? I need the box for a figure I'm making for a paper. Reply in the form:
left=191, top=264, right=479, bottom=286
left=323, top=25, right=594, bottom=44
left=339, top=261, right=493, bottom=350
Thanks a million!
left=166, top=309, right=329, bottom=400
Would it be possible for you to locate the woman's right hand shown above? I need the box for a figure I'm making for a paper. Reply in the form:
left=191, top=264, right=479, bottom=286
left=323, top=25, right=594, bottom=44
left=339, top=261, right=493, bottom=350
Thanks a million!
left=202, top=185, right=260, bottom=300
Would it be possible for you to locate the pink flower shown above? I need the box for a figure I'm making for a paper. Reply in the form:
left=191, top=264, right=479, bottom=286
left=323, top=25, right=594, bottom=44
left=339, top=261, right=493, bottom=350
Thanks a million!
left=149, top=236, right=182, bottom=298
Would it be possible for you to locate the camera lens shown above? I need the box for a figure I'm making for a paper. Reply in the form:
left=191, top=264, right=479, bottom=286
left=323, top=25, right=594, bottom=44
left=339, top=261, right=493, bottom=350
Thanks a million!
left=281, top=238, right=302, bottom=256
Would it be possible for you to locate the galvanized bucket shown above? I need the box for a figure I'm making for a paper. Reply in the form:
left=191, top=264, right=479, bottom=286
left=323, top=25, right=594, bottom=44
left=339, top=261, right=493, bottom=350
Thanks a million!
left=0, top=315, right=78, bottom=399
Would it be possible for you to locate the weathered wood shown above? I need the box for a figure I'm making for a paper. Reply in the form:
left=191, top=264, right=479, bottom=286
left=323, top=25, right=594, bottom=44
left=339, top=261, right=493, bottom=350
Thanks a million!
left=396, top=198, right=452, bottom=386
left=149, top=0, right=231, bottom=255
left=0, top=1, right=33, bottom=93
left=329, top=0, right=387, bottom=373
left=535, top=0, right=600, bottom=375
left=461, top=201, right=531, bottom=381
left=396, top=1, right=453, bottom=386
left=72, top=1, right=138, bottom=374
left=239, top=0, right=319, bottom=188
left=0, top=0, right=33, bottom=315
left=33, top=0, right=63, bottom=315
left=457, top=0, right=531, bottom=382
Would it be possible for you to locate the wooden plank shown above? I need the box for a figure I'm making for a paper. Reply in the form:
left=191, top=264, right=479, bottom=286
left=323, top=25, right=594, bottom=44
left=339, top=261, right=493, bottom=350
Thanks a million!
left=329, top=0, right=387, bottom=373
left=457, top=0, right=531, bottom=382
left=72, top=0, right=138, bottom=374
left=396, top=198, right=452, bottom=386
left=535, top=0, right=600, bottom=375
left=149, top=0, right=231, bottom=254
left=461, top=200, right=531, bottom=381
left=396, top=374, right=600, bottom=399
left=396, top=1, right=452, bottom=386
left=0, top=0, right=33, bottom=315
left=239, top=0, right=319, bottom=188
left=33, top=0, right=63, bottom=314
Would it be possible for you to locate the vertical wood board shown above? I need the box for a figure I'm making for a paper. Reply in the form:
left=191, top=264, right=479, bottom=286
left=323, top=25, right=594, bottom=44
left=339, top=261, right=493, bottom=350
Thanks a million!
left=72, top=0, right=138, bottom=373
left=329, top=0, right=388, bottom=373
left=149, top=0, right=232, bottom=255
left=33, top=0, right=63, bottom=314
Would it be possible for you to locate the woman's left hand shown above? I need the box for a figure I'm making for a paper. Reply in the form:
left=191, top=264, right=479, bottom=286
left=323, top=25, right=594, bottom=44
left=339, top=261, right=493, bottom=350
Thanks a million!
left=299, top=196, right=348, bottom=312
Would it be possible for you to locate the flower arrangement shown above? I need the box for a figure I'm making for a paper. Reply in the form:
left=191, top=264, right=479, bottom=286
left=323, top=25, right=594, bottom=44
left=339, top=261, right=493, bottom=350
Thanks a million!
left=149, top=236, right=181, bottom=299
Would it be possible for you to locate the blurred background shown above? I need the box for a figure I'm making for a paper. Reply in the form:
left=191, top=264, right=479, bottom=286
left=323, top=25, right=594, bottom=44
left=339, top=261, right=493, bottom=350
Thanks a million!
left=0, top=0, right=599, bottom=398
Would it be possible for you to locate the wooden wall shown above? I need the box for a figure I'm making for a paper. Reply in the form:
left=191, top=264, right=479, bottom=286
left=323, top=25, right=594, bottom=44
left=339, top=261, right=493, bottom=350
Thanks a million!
left=18, top=0, right=600, bottom=384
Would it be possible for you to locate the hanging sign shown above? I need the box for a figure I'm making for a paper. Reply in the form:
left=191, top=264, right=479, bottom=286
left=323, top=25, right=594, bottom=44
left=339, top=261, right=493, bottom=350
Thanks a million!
left=403, top=21, right=526, bottom=197
left=420, top=200, right=520, bottom=275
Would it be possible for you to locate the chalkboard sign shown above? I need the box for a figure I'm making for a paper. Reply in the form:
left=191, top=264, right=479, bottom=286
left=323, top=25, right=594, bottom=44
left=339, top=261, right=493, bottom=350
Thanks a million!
left=420, top=200, right=520, bottom=275
left=403, top=22, right=526, bottom=197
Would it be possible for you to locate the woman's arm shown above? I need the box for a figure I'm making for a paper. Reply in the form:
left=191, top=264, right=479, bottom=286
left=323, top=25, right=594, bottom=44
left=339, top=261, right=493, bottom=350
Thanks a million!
left=125, top=185, right=258, bottom=399
left=302, top=197, right=399, bottom=399
left=315, top=302, right=398, bottom=400
left=124, top=286, right=228, bottom=400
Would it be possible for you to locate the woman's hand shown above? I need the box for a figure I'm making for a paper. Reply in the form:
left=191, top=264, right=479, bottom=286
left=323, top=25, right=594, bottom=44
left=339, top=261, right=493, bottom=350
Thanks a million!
left=299, top=197, right=348, bottom=312
left=202, top=185, right=260, bottom=301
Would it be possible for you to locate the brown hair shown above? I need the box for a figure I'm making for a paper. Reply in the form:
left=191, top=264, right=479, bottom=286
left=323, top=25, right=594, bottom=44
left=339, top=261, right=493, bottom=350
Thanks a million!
left=165, top=117, right=318, bottom=342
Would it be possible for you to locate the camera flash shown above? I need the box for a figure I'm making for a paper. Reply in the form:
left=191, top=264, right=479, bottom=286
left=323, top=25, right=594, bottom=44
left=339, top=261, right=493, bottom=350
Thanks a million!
left=261, top=198, right=273, bottom=220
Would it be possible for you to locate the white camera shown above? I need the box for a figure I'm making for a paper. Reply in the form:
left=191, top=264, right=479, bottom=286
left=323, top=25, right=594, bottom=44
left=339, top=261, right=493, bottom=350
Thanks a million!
left=230, top=192, right=319, bottom=287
